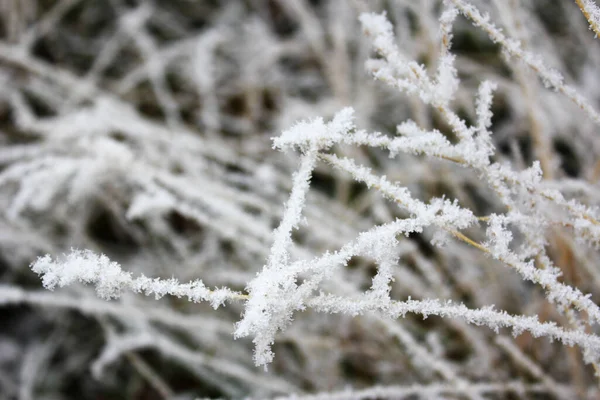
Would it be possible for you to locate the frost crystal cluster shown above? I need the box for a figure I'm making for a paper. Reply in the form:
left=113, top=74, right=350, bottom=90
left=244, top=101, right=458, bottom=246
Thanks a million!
left=2, top=0, right=600, bottom=399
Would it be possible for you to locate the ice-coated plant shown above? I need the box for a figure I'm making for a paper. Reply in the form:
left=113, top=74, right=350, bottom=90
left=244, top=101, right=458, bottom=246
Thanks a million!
left=3, top=0, right=600, bottom=399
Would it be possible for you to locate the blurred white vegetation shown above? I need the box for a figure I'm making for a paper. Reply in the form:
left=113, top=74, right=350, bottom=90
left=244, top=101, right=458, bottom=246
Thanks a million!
left=3, top=0, right=600, bottom=399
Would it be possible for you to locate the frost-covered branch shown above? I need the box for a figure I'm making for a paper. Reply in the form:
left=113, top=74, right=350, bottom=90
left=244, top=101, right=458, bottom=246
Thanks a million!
left=30, top=250, right=246, bottom=308
left=450, top=0, right=600, bottom=125
left=575, top=0, right=600, bottom=39
left=310, top=296, right=600, bottom=364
